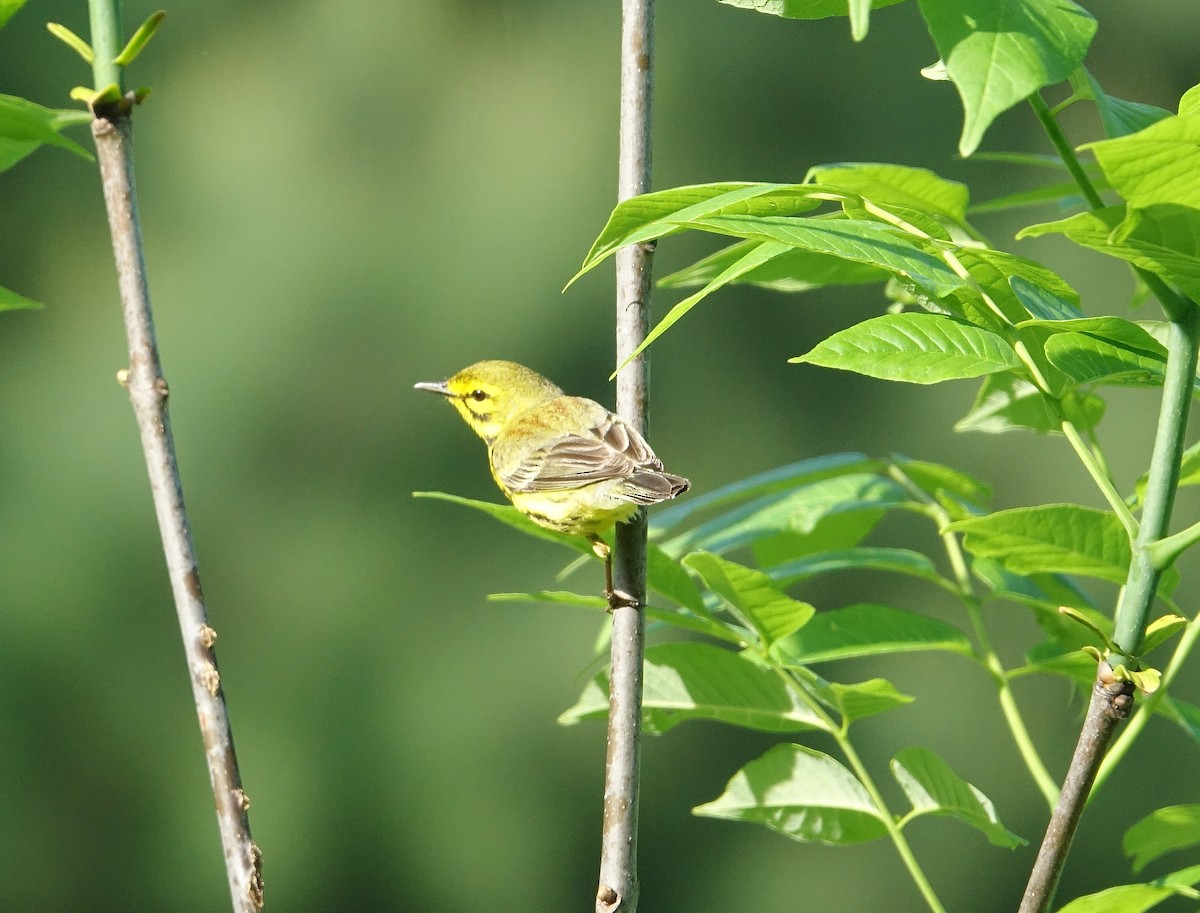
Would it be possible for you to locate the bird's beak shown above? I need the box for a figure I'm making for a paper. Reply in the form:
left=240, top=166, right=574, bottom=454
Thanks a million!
left=414, top=380, right=453, bottom=397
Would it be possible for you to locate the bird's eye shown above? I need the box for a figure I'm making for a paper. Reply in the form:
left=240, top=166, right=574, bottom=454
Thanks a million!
left=469, top=389, right=488, bottom=402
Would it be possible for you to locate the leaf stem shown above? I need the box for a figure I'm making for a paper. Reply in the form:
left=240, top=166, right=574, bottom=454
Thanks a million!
left=1027, top=92, right=1104, bottom=209
left=836, top=735, right=947, bottom=913
left=887, top=463, right=1059, bottom=808
left=1058, top=418, right=1138, bottom=538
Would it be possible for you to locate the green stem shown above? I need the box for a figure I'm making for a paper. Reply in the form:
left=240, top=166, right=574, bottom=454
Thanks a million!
left=1028, top=92, right=1103, bottom=209
left=836, top=734, right=947, bottom=913
left=1058, top=418, right=1139, bottom=538
left=1111, top=310, right=1200, bottom=664
left=886, top=463, right=1059, bottom=808
left=88, top=0, right=123, bottom=90
left=1029, top=90, right=1194, bottom=323
left=1091, top=610, right=1200, bottom=798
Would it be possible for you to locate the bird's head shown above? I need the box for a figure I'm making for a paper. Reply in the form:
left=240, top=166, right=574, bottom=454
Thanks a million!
left=415, top=360, right=563, bottom=442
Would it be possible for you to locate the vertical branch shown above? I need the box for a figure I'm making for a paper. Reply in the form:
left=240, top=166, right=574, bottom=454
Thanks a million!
left=597, top=1, right=654, bottom=912
left=86, top=4, right=262, bottom=911
left=1017, top=666, right=1134, bottom=913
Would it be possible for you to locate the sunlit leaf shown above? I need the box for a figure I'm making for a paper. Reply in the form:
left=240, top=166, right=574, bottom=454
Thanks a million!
left=768, top=547, right=949, bottom=590
left=665, top=473, right=908, bottom=556
left=777, top=603, right=972, bottom=663
left=694, top=743, right=888, bottom=844
left=1074, top=69, right=1172, bottom=140
left=651, top=453, right=880, bottom=534
left=684, top=551, right=815, bottom=646
left=806, top=162, right=970, bottom=222
left=0, top=0, right=26, bottom=29
left=657, top=238, right=888, bottom=292
left=574, top=183, right=824, bottom=281
left=1055, top=866, right=1200, bottom=913
left=559, top=642, right=829, bottom=734
left=794, top=668, right=915, bottom=724
left=892, top=746, right=1025, bottom=847
left=948, top=505, right=1129, bottom=583
left=691, top=214, right=964, bottom=297
left=0, top=284, right=42, bottom=311
left=917, top=0, right=1096, bottom=156
left=955, top=373, right=1105, bottom=435
left=793, top=312, right=1020, bottom=384
left=1083, top=113, right=1200, bottom=209
left=1020, top=204, right=1200, bottom=302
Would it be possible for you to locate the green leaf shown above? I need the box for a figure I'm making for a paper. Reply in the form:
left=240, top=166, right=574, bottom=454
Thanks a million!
left=1131, top=440, right=1200, bottom=508
left=114, top=10, right=166, bottom=67
left=652, top=453, right=880, bottom=534
left=1020, top=204, right=1200, bottom=301
left=1008, top=274, right=1084, bottom=322
left=647, top=541, right=706, bottom=612
left=665, top=473, right=908, bottom=556
left=46, top=22, right=94, bottom=63
left=892, top=746, right=1025, bottom=847
left=955, top=373, right=1105, bottom=436
left=806, top=162, right=970, bottom=223
left=0, top=94, right=92, bottom=167
left=768, top=547, right=949, bottom=590
left=616, top=240, right=793, bottom=375
left=751, top=512, right=887, bottom=567
left=970, top=180, right=1097, bottom=216
left=1083, top=113, right=1200, bottom=210
left=559, top=642, right=830, bottom=733
left=690, top=214, right=965, bottom=297
left=891, top=455, right=993, bottom=507
left=793, top=312, right=1021, bottom=384
left=684, top=552, right=815, bottom=647
left=917, top=0, right=1097, bottom=156
left=1075, top=69, right=1172, bottom=140
left=1125, top=806, right=1200, bottom=873
left=777, top=603, right=972, bottom=664
left=1055, top=866, right=1200, bottom=913
left=1043, top=331, right=1167, bottom=388
left=413, top=491, right=589, bottom=553
left=573, top=183, right=823, bottom=282
left=716, top=0, right=905, bottom=24
left=1014, top=645, right=1096, bottom=685
left=693, top=743, right=888, bottom=844
left=794, top=669, right=915, bottom=724
left=0, top=0, right=26, bottom=29
left=948, top=505, right=1130, bottom=583
left=0, top=284, right=42, bottom=311
left=1156, top=697, right=1200, bottom=745
left=657, top=238, right=888, bottom=292
left=1139, top=614, right=1187, bottom=655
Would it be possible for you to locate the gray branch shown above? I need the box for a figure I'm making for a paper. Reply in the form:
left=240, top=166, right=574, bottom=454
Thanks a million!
left=597, top=2, right=655, bottom=912
left=1017, top=664, right=1134, bottom=913
left=92, top=110, right=263, bottom=913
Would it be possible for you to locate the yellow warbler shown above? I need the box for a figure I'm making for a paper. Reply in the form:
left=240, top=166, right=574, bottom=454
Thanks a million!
left=416, top=360, right=689, bottom=607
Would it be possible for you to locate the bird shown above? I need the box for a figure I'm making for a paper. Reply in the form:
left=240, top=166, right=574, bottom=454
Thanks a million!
left=416, top=360, right=690, bottom=609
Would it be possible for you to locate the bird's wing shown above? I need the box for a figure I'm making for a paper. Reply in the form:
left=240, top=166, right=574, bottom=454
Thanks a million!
left=498, top=407, right=662, bottom=495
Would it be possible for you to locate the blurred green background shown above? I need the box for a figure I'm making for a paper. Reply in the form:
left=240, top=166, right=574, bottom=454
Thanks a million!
left=2, top=1, right=1199, bottom=910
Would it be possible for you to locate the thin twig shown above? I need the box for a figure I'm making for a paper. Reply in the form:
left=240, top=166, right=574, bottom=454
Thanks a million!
left=87, top=22, right=262, bottom=907
left=1017, top=665, right=1134, bottom=913
left=597, top=1, right=654, bottom=911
